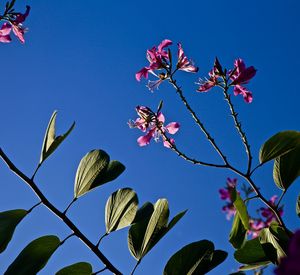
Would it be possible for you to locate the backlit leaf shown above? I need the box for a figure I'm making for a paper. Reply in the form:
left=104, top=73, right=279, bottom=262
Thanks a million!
left=230, top=188, right=249, bottom=230
left=229, top=213, right=247, bottom=249
left=105, top=188, right=138, bottom=233
left=4, top=235, right=60, bottom=275
left=0, top=209, right=27, bottom=253
left=259, top=131, right=300, bottom=164
left=40, top=111, right=75, bottom=164
left=56, top=262, right=93, bottom=275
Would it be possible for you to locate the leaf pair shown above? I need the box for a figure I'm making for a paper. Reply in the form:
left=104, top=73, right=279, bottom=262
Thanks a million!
left=260, top=130, right=300, bottom=191
left=234, top=223, right=290, bottom=271
left=128, top=199, right=186, bottom=261
left=74, top=150, right=125, bottom=198
left=164, top=240, right=227, bottom=275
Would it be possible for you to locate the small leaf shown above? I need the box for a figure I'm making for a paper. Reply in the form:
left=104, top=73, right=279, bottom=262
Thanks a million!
left=4, top=235, right=60, bottom=275
left=230, top=188, right=249, bottom=230
left=56, top=262, right=93, bottom=275
left=234, top=238, right=270, bottom=265
left=273, top=145, right=300, bottom=190
left=229, top=213, right=247, bottom=249
left=128, top=199, right=186, bottom=261
left=259, top=130, right=300, bottom=164
left=296, top=194, right=300, bottom=217
left=0, top=209, right=28, bottom=253
left=163, top=240, right=215, bottom=275
left=105, top=188, right=138, bottom=233
left=95, top=160, right=125, bottom=186
left=40, top=111, right=75, bottom=164
left=74, top=150, right=109, bottom=198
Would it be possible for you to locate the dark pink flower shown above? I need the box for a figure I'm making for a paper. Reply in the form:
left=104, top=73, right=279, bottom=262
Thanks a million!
left=0, top=5, right=30, bottom=44
left=176, top=43, right=198, bottom=73
left=275, top=231, right=300, bottom=275
left=197, top=58, right=222, bottom=92
left=219, top=178, right=237, bottom=220
left=230, top=58, right=257, bottom=85
left=229, top=58, right=256, bottom=103
left=129, top=106, right=180, bottom=147
left=135, top=39, right=172, bottom=81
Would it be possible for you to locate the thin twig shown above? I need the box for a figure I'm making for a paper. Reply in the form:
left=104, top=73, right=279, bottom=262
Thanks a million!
left=93, top=267, right=108, bottom=275
left=31, top=163, right=41, bottom=180
left=27, top=201, right=42, bottom=213
left=276, top=190, right=286, bottom=208
left=130, top=261, right=140, bottom=275
left=96, top=232, right=109, bottom=247
left=168, top=76, right=228, bottom=165
left=222, top=88, right=253, bottom=175
left=0, top=148, right=122, bottom=275
left=63, top=197, right=77, bottom=215
left=60, top=233, right=75, bottom=246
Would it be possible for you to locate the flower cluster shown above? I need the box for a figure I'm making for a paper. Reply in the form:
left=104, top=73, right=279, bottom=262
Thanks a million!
left=0, top=5, right=30, bottom=44
left=128, top=106, right=180, bottom=147
left=198, top=58, right=256, bottom=103
left=136, top=39, right=198, bottom=91
left=219, top=178, right=283, bottom=238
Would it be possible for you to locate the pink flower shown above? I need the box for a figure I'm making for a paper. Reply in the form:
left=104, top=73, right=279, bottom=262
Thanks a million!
left=129, top=106, right=180, bottom=147
left=229, top=58, right=256, bottom=103
left=197, top=58, right=222, bottom=92
left=219, top=178, right=237, bottom=220
left=176, top=43, right=198, bottom=73
left=0, top=5, right=30, bottom=44
left=135, top=39, right=172, bottom=81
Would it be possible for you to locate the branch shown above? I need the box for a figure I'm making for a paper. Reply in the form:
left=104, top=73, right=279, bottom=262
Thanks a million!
left=222, top=88, right=253, bottom=175
left=0, top=148, right=122, bottom=275
left=168, top=76, right=228, bottom=166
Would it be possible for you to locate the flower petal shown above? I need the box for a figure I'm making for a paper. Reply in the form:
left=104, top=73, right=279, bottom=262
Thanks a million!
left=165, top=122, right=180, bottom=134
left=135, top=67, right=149, bottom=81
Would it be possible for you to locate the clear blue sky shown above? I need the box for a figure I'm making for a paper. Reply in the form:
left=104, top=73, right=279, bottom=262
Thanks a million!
left=0, top=0, right=299, bottom=274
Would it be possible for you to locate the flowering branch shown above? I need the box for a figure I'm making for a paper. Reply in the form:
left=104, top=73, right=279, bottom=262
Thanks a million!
left=0, top=148, right=122, bottom=275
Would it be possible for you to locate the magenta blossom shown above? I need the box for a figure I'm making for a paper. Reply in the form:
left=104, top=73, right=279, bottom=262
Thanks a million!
left=176, top=43, right=198, bottom=73
left=128, top=106, right=180, bottom=147
left=135, top=39, right=172, bottom=82
left=229, top=58, right=256, bottom=103
left=275, top=230, right=300, bottom=275
left=0, top=5, right=30, bottom=44
left=197, top=58, right=222, bottom=92
left=219, top=178, right=237, bottom=220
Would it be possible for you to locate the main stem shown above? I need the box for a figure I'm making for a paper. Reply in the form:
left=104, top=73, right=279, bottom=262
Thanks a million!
left=0, top=148, right=122, bottom=275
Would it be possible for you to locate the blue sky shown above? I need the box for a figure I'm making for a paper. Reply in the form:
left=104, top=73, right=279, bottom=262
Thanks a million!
left=0, top=0, right=299, bottom=274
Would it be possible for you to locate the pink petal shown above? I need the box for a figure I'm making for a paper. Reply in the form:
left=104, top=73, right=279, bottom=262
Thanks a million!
left=163, top=138, right=175, bottom=148
left=0, top=23, right=12, bottom=36
left=158, top=39, right=172, bottom=53
left=135, top=67, right=149, bottom=81
left=137, top=131, right=153, bottom=146
left=165, top=122, right=180, bottom=134
left=0, top=34, right=12, bottom=43
left=12, top=25, right=25, bottom=44
left=157, top=112, right=165, bottom=123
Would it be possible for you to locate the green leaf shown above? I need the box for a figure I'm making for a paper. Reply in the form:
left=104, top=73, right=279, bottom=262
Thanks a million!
left=56, top=262, right=93, bottom=275
left=5, top=235, right=60, bottom=275
left=229, top=213, right=247, bottom=249
left=132, top=202, right=154, bottom=224
left=0, top=209, right=27, bottom=253
left=105, top=188, right=138, bottom=233
left=273, top=145, right=300, bottom=190
left=163, top=240, right=215, bottom=275
left=259, top=130, right=300, bottom=164
left=296, top=194, right=300, bottom=217
left=74, top=150, right=110, bottom=198
left=40, top=111, right=75, bottom=164
left=259, top=222, right=290, bottom=264
left=234, top=238, right=270, bottom=265
left=95, top=160, right=125, bottom=186
left=230, top=188, right=249, bottom=230
left=74, top=150, right=125, bottom=198
left=128, top=199, right=186, bottom=261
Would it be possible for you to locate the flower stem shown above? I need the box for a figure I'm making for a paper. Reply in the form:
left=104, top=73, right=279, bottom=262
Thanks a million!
left=222, top=87, right=253, bottom=175
left=168, top=76, right=228, bottom=165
